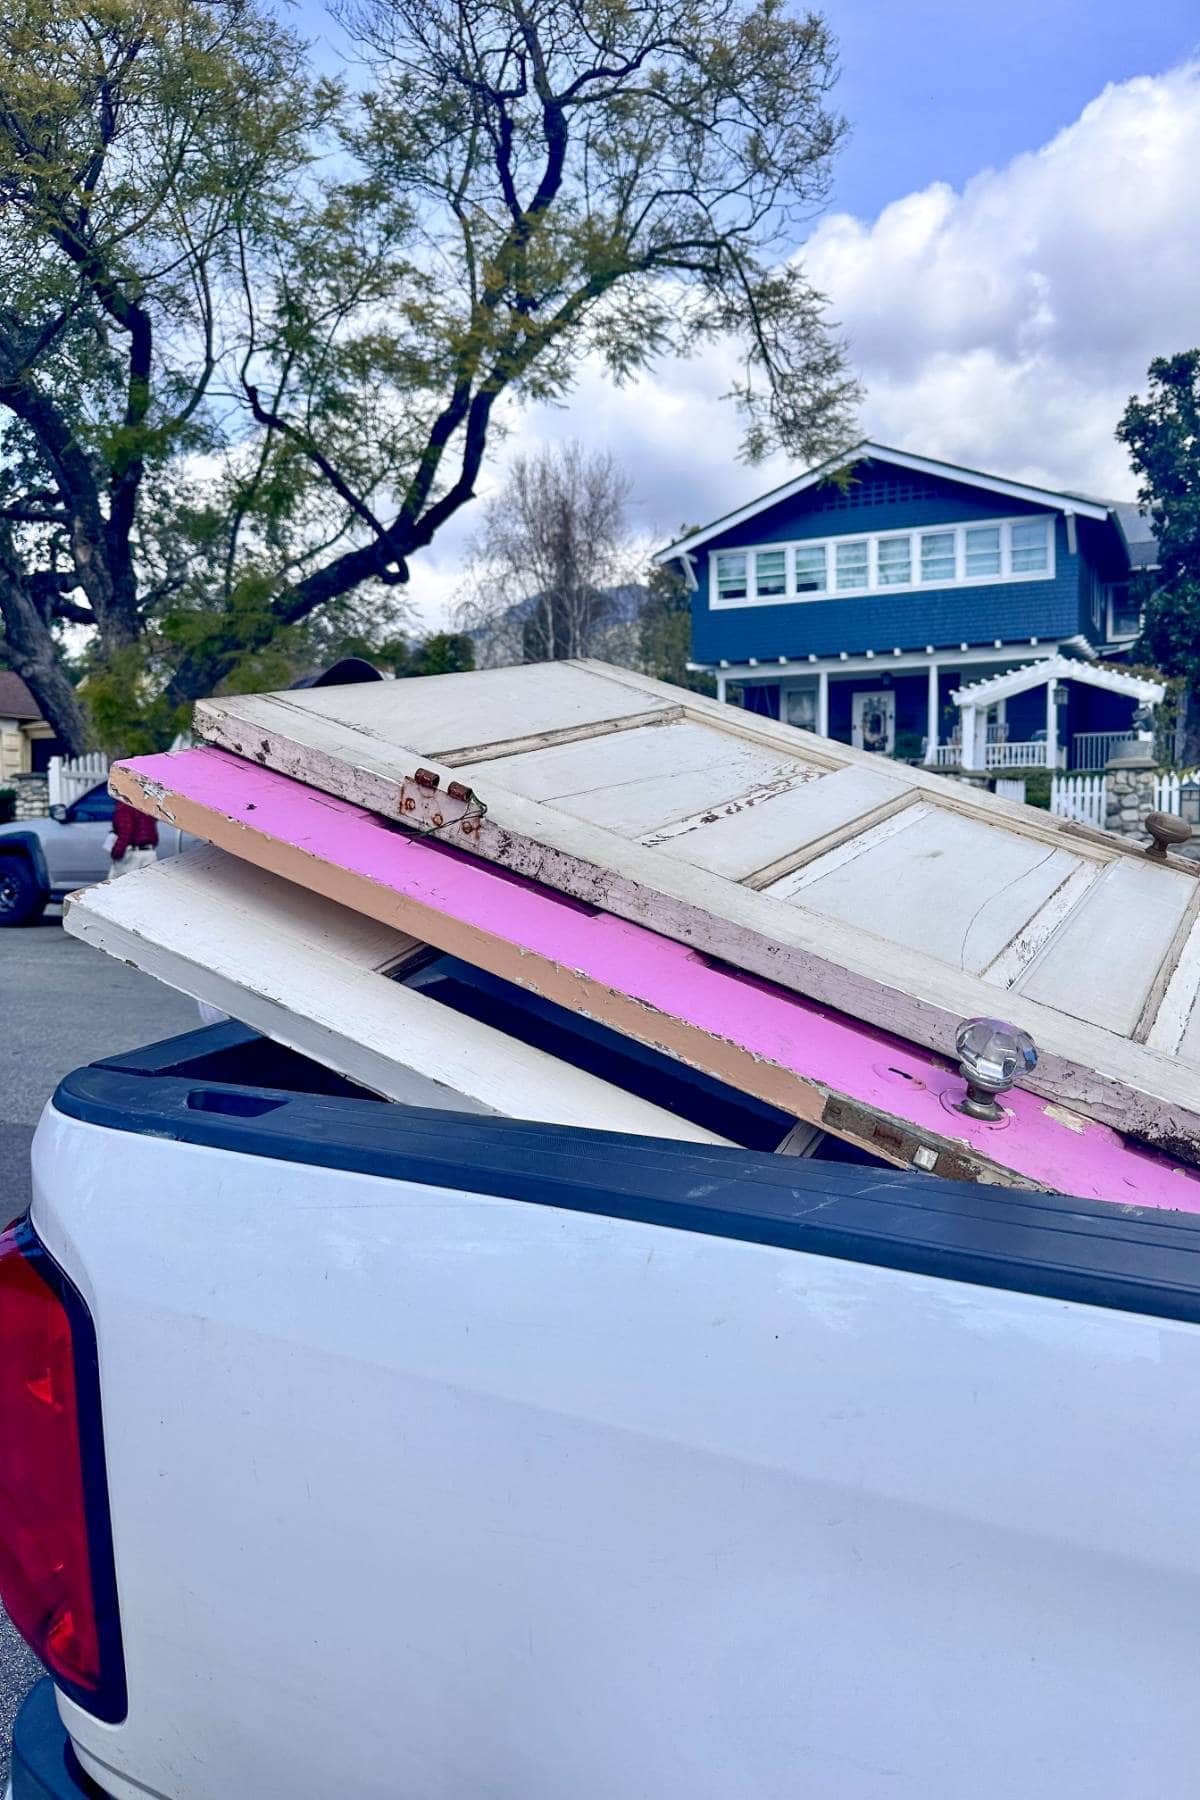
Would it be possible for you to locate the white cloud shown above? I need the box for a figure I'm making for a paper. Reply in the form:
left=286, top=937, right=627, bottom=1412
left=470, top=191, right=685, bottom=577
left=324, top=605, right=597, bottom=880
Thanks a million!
left=405, top=62, right=1200, bottom=626
left=804, top=62, right=1200, bottom=496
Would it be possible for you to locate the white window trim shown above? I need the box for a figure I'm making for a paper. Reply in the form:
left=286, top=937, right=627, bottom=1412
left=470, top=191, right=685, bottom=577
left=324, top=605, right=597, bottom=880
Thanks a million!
left=709, top=515, right=1056, bottom=610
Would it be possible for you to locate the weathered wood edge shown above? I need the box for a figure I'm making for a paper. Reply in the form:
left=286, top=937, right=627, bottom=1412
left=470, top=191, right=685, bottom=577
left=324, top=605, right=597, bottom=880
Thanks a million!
left=63, top=855, right=733, bottom=1145
left=114, top=753, right=1200, bottom=1204
left=192, top=686, right=1200, bottom=1158
left=113, top=758, right=1051, bottom=1187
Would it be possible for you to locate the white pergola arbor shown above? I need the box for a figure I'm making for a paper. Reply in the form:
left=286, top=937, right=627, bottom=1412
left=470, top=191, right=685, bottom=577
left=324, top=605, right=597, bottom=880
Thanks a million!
left=949, top=655, right=1164, bottom=773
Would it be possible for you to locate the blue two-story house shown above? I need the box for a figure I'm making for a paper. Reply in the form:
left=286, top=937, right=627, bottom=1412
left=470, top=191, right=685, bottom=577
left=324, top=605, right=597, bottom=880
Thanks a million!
left=656, top=443, right=1158, bottom=770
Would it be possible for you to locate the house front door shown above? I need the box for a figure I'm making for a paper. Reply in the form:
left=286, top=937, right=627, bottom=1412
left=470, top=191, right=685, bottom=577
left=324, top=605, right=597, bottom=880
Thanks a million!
left=852, top=690, right=895, bottom=754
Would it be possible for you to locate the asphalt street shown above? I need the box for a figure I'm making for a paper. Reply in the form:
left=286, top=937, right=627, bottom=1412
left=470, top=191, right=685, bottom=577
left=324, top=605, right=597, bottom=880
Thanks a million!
left=0, top=912, right=196, bottom=1782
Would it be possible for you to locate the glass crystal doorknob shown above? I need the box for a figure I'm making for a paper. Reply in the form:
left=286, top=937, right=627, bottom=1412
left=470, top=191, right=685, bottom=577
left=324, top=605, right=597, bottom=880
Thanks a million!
left=955, top=1017, right=1038, bottom=1120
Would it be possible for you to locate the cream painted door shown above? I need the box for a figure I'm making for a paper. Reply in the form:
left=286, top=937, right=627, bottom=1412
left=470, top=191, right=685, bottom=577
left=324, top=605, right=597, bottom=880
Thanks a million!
left=195, top=659, right=1200, bottom=1153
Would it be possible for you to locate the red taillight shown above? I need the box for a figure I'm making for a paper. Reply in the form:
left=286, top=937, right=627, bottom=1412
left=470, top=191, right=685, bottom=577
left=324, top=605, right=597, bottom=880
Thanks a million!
left=0, top=1221, right=125, bottom=1720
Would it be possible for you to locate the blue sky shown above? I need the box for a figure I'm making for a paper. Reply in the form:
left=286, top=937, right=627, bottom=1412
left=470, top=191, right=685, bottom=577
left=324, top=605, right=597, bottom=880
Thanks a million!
left=829, top=0, right=1198, bottom=218
left=282, top=2, right=1200, bottom=625
left=289, top=0, right=1198, bottom=221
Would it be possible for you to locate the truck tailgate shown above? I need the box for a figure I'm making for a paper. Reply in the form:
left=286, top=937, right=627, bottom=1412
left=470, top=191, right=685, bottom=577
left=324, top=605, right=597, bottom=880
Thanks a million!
left=31, top=1035, right=1200, bottom=1800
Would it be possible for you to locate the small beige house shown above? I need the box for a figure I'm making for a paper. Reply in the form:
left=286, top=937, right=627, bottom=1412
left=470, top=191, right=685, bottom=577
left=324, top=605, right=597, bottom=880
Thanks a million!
left=0, top=671, right=58, bottom=785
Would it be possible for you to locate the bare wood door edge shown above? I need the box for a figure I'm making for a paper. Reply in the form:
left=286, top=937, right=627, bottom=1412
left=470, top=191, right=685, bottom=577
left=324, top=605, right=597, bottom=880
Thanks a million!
left=114, top=756, right=1089, bottom=1192
left=113, top=750, right=1200, bottom=1209
left=193, top=666, right=1200, bottom=1157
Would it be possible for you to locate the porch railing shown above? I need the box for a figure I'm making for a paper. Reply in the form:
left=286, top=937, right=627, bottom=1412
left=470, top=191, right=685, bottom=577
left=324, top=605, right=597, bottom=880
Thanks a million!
left=927, top=723, right=1010, bottom=767
left=929, top=729, right=1138, bottom=774
left=1070, top=731, right=1135, bottom=771
left=985, top=741, right=1049, bottom=769
left=927, top=739, right=1048, bottom=769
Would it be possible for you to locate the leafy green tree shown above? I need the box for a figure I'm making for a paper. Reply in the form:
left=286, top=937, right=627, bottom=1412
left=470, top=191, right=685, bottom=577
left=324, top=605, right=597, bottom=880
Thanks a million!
left=307, top=611, right=476, bottom=677
left=164, top=0, right=859, bottom=709
left=403, top=632, right=475, bottom=677
left=1117, top=350, right=1200, bottom=761
left=0, top=0, right=325, bottom=748
left=2, top=0, right=857, bottom=750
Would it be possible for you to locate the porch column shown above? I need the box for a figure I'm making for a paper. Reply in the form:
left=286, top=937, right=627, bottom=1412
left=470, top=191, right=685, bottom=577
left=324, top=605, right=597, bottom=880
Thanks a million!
left=716, top=673, right=727, bottom=706
left=924, top=661, right=939, bottom=763
left=816, top=669, right=829, bottom=738
left=960, top=704, right=983, bottom=771
left=1045, top=679, right=1059, bottom=770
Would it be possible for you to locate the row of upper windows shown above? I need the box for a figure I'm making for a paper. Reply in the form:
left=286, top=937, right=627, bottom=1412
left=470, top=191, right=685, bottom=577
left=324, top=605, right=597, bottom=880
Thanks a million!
left=710, top=516, right=1054, bottom=608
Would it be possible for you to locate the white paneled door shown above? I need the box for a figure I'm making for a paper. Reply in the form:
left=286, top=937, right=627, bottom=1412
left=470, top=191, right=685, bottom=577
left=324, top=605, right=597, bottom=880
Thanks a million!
left=195, top=660, right=1200, bottom=1153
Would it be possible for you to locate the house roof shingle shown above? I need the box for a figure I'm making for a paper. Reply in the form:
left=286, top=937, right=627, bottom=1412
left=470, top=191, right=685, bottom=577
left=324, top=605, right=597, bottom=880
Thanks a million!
left=1107, top=501, right=1160, bottom=570
left=0, top=671, right=43, bottom=721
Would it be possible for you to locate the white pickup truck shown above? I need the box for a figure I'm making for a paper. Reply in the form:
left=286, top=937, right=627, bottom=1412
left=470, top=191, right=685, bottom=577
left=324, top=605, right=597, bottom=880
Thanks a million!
left=4, top=954, right=1200, bottom=1799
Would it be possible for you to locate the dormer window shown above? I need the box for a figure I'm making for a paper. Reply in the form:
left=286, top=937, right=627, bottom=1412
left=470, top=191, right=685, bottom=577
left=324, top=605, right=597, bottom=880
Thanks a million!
left=835, top=540, right=868, bottom=589
left=755, top=549, right=787, bottom=597
left=794, top=544, right=827, bottom=592
left=708, top=514, right=1056, bottom=608
left=877, top=537, right=912, bottom=585
left=920, top=531, right=956, bottom=582
left=964, top=526, right=1001, bottom=576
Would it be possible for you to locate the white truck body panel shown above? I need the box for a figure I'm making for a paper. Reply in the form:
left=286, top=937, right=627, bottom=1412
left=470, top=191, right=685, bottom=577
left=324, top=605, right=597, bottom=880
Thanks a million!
left=32, top=1101, right=1200, bottom=1800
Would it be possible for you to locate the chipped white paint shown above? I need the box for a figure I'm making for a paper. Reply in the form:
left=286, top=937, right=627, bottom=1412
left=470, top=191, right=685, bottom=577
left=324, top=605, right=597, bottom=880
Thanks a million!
left=195, top=660, right=1200, bottom=1152
left=982, top=863, right=1100, bottom=990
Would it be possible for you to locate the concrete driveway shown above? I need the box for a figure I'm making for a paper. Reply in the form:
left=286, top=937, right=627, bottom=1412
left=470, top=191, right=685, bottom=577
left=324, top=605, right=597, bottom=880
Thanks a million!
left=0, top=913, right=197, bottom=1782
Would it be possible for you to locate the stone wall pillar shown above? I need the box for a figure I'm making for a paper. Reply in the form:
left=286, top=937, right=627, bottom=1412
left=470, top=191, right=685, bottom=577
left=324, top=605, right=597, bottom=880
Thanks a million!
left=12, top=772, right=49, bottom=820
left=1104, top=763, right=1157, bottom=840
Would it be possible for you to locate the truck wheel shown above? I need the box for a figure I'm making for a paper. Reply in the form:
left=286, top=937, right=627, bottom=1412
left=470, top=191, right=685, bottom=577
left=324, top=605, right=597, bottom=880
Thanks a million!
left=0, top=857, right=47, bottom=927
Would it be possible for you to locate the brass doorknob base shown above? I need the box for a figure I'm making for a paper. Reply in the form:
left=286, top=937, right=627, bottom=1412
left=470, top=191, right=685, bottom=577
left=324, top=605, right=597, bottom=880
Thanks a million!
left=1145, top=812, right=1193, bottom=858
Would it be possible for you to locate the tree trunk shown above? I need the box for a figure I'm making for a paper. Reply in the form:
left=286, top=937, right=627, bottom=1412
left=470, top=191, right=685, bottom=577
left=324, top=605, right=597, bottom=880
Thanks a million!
left=0, top=532, right=91, bottom=756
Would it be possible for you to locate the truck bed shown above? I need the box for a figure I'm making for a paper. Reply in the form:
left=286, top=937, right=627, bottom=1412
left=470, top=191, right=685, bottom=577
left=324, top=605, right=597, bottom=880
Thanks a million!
left=27, top=1016, right=1200, bottom=1800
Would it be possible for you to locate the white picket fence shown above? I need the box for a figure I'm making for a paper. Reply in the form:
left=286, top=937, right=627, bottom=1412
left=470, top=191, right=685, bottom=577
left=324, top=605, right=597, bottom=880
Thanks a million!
left=47, top=750, right=109, bottom=808
left=1153, top=771, right=1200, bottom=816
left=1045, top=769, right=1200, bottom=832
left=1050, top=773, right=1106, bottom=828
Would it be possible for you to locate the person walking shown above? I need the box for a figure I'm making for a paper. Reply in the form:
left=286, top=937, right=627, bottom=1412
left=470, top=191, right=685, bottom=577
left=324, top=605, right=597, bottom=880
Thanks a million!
left=108, top=797, right=159, bottom=879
